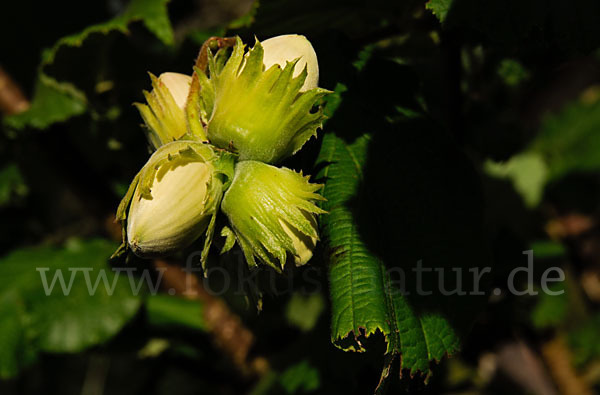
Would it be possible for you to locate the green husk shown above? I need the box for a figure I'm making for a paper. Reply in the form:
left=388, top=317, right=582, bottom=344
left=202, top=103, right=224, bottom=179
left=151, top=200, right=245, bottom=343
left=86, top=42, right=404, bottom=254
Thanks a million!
left=197, top=37, right=330, bottom=163
left=221, top=160, right=326, bottom=269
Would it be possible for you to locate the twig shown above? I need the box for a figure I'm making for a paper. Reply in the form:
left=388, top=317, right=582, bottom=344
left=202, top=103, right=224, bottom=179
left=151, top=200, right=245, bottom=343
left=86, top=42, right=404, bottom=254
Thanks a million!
left=154, top=260, right=269, bottom=378
left=546, top=214, right=595, bottom=239
left=0, top=66, right=30, bottom=115
left=495, top=340, right=557, bottom=395
left=541, top=336, right=593, bottom=395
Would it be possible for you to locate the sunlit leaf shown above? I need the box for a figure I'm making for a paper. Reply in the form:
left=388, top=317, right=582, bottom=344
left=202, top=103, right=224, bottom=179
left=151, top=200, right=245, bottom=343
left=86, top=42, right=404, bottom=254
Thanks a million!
left=486, top=87, right=600, bottom=207
left=315, top=56, right=488, bottom=378
left=426, top=0, right=453, bottom=23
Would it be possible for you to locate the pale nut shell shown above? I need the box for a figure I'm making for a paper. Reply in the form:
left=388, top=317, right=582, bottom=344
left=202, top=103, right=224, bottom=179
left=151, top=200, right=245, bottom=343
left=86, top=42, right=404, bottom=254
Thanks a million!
left=261, top=34, right=319, bottom=92
left=127, top=161, right=211, bottom=256
left=157, top=72, right=192, bottom=110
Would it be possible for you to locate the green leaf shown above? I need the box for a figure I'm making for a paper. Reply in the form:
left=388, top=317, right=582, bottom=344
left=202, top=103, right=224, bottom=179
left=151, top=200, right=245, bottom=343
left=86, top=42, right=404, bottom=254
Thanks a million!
left=531, top=282, right=568, bottom=329
left=315, top=58, right=487, bottom=378
left=4, top=0, right=175, bottom=130
left=426, top=0, right=453, bottom=23
left=40, top=0, right=174, bottom=67
left=532, top=87, right=600, bottom=181
left=226, top=0, right=260, bottom=30
left=146, top=294, right=207, bottom=331
left=530, top=268, right=586, bottom=331
left=568, top=313, right=600, bottom=368
left=318, top=134, right=391, bottom=348
left=3, top=75, right=87, bottom=130
left=0, top=293, right=37, bottom=379
left=484, top=152, right=548, bottom=208
left=0, top=239, right=142, bottom=378
left=486, top=87, right=600, bottom=207
left=0, top=163, right=28, bottom=207
left=530, top=240, right=567, bottom=259
left=286, top=293, right=325, bottom=332
left=137, top=338, right=170, bottom=359
left=317, top=131, right=486, bottom=377
left=497, top=58, right=530, bottom=87
left=279, top=360, right=320, bottom=394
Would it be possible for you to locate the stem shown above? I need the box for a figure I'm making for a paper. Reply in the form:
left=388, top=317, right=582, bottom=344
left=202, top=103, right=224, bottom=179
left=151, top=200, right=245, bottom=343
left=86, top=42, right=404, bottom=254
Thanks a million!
left=194, top=36, right=237, bottom=73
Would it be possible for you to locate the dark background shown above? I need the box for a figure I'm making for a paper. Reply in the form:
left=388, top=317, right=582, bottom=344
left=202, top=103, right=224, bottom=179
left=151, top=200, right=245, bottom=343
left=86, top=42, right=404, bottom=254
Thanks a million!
left=1, top=0, right=600, bottom=394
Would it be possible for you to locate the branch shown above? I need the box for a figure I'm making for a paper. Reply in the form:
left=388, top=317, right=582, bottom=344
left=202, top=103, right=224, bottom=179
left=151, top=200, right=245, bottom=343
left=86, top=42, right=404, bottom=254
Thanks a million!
left=154, top=260, right=269, bottom=378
